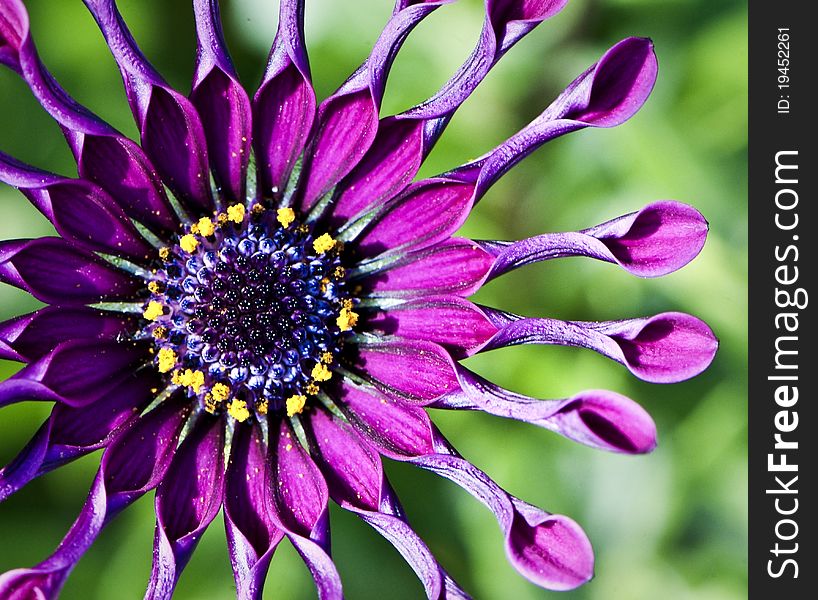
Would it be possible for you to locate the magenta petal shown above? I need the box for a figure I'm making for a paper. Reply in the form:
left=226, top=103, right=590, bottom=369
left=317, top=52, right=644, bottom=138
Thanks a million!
left=224, top=424, right=285, bottom=600
left=354, top=341, right=460, bottom=405
left=366, top=296, right=498, bottom=358
left=340, top=383, right=435, bottom=459
left=437, top=367, right=657, bottom=454
left=582, top=201, right=709, bottom=277
left=480, top=309, right=718, bottom=383
left=0, top=238, right=142, bottom=304
left=0, top=306, right=134, bottom=362
left=358, top=238, right=494, bottom=298
left=254, top=0, right=316, bottom=196
left=147, top=416, right=225, bottom=598
left=0, top=0, right=25, bottom=70
left=355, top=180, right=474, bottom=258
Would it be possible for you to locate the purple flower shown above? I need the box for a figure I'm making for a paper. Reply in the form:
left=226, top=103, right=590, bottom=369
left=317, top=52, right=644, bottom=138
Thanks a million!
left=0, top=0, right=718, bottom=598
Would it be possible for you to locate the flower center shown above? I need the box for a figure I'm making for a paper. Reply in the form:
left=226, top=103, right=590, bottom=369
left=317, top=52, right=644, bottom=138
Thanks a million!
left=141, top=203, right=358, bottom=422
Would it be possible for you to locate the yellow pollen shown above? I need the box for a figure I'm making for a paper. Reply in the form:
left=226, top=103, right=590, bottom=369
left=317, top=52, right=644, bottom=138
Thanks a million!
left=313, top=233, right=336, bottom=254
left=197, top=217, right=216, bottom=237
left=277, top=207, right=296, bottom=228
left=143, top=301, right=165, bottom=321
left=342, top=299, right=355, bottom=310
left=216, top=212, right=228, bottom=225
left=227, top=203, right=246, bottom=223
left=228, top=400, right=251, bottom=422
left=305, top=382, right=319, bottom=395
left=286, top=394, right=307, bottom=417
left=211, top=382, right=230, bottom=402
left=252, top=203, right=266, bottom=215
left=320, top=351, right=334, bottom=364
left=147, top=281, right=161, bottom=294
left=157, top=348, right=177, bottom=373
left=189, top=223, right=200, bottom=235
left=179, top=369, right=205, bottom=393
left=336, top=307, right=359, bottom=332
left=159, top=247, right=170, bottom=261
left=311, top=363, right=332, bottom=382
left=332, top=266, right=345, bottom=280
left=256, top=400, right=269, bottom=416
left=180, top=234, right=199, bottom=253
left=152, top=326, right=168, bottom=339
left=171, top=369, right=182, bottom=385
left=204, top=394, right=218, bottom=414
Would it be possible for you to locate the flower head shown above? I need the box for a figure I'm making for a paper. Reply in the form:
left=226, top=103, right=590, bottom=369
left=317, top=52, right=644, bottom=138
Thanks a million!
left=0, top=0, right=717, bottom=598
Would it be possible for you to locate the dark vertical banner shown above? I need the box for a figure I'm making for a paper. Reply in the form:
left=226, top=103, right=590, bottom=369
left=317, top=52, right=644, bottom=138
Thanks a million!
left=749, top=1, right=815, bottom=597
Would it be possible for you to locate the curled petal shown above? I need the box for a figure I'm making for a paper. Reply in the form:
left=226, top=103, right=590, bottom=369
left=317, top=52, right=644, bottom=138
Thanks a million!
left=480, top=309, right=718, bottom=383
left=354, top=238, right=494, bottom=298
left=192, top=0, right=252, bottom=203
left=435, top=367, right=657, bottom=454
left=352, top=340, right=460, bottom=405
left=0, top=371, right=159, bottom=502
left=482, top=201, right=709, bottom=279
left=0, top=398, right=188, bottom=599
left=0, top=340, right=148, bottom=409
left=83, top=0, right=213, bottom=213
left=295, top=1, right=447, bottom=213
left=0, top=238, right=142, bottom=304
left=0, top=0, right=25, bottom=70
left=254, top=0, right=315, bottom=196
left=0, top=306, right=134, bottom=363
left=366, top=296, right=498, bottom=358
left=0, top=153, right=153, bottom=261
left=147, top=416, right=225, bottom=599
left=410, top=431, right=594, bottom=591
left=224, top=424, right=284, bottom=600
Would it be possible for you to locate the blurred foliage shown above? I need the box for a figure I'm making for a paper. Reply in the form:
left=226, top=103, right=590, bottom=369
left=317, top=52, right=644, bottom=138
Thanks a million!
left=0, top=0, right=746, bottom=598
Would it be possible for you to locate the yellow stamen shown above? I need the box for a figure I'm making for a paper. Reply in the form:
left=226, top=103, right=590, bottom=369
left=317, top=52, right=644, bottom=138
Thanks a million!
left=180, top=234, right=199, bottom=253
left=227, top=203, right=246, bottom=223
left=305, top=382, right=319, bottom=395
left=197, top=217, right=216, bottom=237
left=216, top=212, right=228, bottom=225
left=157, top=348, right=177, bottom=373
left=189, top=223, right=200, bottom=235
left=171, top=369, right=182, bottom=385
left=204, top=393, right=218, bottom=414
left=336, top=307, right=359, bottom=332
left=159, top=247, right=170, bottom=261
left=252, top=203, right=266, bottom=216
left=332, top=266, right=345, bottom=280
left=311, top=363, right=332, bottom=382
left=256, top=400, right=269, bottom=416
left=179, top=369, right=205, bottom=393
left=342, top=299, right=355, bottom=310
left=312, top=233, right=336, bottom=254
left=277, top=207, right=296, bottom=228
left=152, top=326, right=168, bottom=339
left=143, top=301, right=165, bottom=321
left=147, top=281, right=161, bottom=294
left=211, top=382, right=230, bottom=402
left=286, top=394, right=307, bottom=417
left=320, top=351, right=334, bottom=364
left=228, top=399, right=251, bottom=422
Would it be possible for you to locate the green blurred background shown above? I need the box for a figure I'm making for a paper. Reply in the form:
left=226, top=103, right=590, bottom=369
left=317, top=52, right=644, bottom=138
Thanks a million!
left=0, top=0, right=747, bottom=598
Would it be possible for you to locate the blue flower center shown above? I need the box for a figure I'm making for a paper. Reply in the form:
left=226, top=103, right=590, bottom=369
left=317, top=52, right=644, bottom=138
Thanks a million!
left=142, top=204, right=356, bottom=421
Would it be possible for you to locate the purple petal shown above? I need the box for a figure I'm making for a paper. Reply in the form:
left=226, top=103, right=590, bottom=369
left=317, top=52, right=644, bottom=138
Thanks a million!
left=482, top=201, right=708, bottom=279
left=147, top=416, right=225, bottom=598
left=0, top=306, right=134, bottom=362
left=83, top=0, right=214, bottom=213
left=480, top=309, right=719, bottom=383
left=339, top=383, right=435, bottom=459
left=224, top=424, right=285, bottom=600
left=445, top=37, right=658, bottom=201
left=295, top=2, right=446, bottom=212
left=306, top=408, right=383, bottom=511
left=191, top=0, right=252, bottom=204
left=254, top=0, right=315, bottom=196
left=1, top=3, right=176, bottom=236
left=0, top=0, right=25, bottom=71
left=357, top=238, right=494, bottom=298
left=409, top=431, right=594, bottom=591
left=355, top=179, right=474, bottom=258
left=0, top=398, right=188, bottom=599
left=353, top=341, right=460, bottom=405
left=436, top=367, right=657, bottom=454
left=0, top=154, right=153, bottom=261
left=0, top=340, right=148, bottom=409
left=0, top=238, right=142, bottom=304
left=365, top=296, right=498, bottom=358
left=0, top=371, right=158, bottom=502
